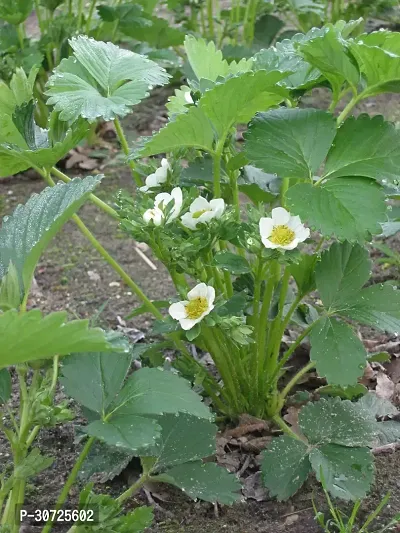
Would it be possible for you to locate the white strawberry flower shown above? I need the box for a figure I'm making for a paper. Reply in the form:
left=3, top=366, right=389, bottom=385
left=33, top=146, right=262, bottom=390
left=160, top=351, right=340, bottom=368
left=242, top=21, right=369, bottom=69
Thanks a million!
left=169, top=283, right=215, bottom=330
left=259, top=207, right=310, bottom=250
left=181, top=196, right=225, bottom=230
left=139, top=158, right=170, bottom=192
left=184, top=91, right=194, bottom=104
left=143, top=207, right=164, bottom=226
left=155, top=187, right=183, bottom=222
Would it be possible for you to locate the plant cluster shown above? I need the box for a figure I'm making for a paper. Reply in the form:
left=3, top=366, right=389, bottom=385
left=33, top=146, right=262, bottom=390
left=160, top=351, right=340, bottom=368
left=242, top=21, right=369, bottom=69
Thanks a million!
left=0, top=17, right=400, bottom=533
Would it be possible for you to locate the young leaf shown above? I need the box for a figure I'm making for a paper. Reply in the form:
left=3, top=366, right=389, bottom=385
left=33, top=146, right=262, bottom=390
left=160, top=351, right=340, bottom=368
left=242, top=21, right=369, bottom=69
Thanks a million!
left=244, top=108, right=336, bottom=180
left=0, top=368, right=11, bottom=404
left=315, top=242, right=370, bottom=311
left=299, top=397, right=375, bottom=447
left=309, top=444, right=374, bottom=501
left=155, top=462, right=241, bottom=504
left=253, top=32, right=322, bottom=90
left=79, top=440, right=134, bottom=482
left=14, top=448, right=54, bottom=479
left=262, top=436, right=311, bottom=500
left=0, top=0, right=33, bottom=24
left=310, top=317, right=367, bottom=386
left=300, top=26, right=359, bottom=99
left=323, top=115, right=400, bottom=186
left=60, top=351, right=133, bottom=414
left=132, top=106, right=215, bottom=158
left=112, top=367, right=211, bottom=420
left=0, top=310, right=125, bottom=368
left=199, top=70, right=289, bottom=139
left=150, top=413, right=216, bottom=472
left=46, top=36, right=169, bottom=123
left=349, top=41, right=400, bottom=97
left=289, top=253, right=317, bottom=296
left=84, top=415, right=161, bottom=452
left=212, top=252, right=251, bottom=274
left=184, top=35, right=253, bottom=83
left=341, top=284, right=400, bottom=334
left=0, top=176, right=103, bottom=294
left=286, top=178, right=386, bottom=242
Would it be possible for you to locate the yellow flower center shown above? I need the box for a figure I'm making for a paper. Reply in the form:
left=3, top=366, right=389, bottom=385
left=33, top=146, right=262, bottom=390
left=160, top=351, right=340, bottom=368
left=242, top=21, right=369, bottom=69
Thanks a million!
left=192, top=209, right=209, bottom=219
left=185, top=297, right=208, bottom=319
left=269, top=225, right=295, bottom=246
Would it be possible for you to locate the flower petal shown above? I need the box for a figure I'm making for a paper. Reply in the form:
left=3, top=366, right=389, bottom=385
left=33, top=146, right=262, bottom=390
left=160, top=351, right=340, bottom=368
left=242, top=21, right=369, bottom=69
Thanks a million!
left=180, top=317, right=198, bottom=330
left=259, top=217, right=273, bottom=237
left=261, top=237, right=280, bottom=249
left=169, top=301, right=188, bottom=320
left=181, top=212, right=198, bottom=230
left=190, top=196, right=210, bottom=213
left=161, top=158, right=170, bottom=170
left=210, top=198, right=225, bottom=218
left=281, top=239, right=299, bottom=250
left=295, top=226, right=310, bottom=242
left=155, top=192, right=173, bottom=208
left=206, top=286, right=216, bottom=305
left=188, top=282, right=208, bottom=300
left=197, top=210, right=215, bottom=224
left=271, top=207, right=290, bottom=225
left=287, top=215, right=302, bottom=230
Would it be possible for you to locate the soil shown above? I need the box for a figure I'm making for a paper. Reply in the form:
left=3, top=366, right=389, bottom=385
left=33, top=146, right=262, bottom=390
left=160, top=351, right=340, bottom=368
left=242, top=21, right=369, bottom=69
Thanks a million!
left=1, top=65, right=400, bottom=533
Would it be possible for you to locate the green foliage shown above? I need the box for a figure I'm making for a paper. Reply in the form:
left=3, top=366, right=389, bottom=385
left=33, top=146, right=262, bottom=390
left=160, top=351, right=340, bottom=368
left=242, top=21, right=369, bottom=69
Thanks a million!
left=0, top=0, right=32, bottom=24
left=0, top=176, right=103, bottom=295
left=46, top=36, right=170, bottom=122
left=0, top=310, right=125, bottom=368
left=263, top=398, right=376, bottom=501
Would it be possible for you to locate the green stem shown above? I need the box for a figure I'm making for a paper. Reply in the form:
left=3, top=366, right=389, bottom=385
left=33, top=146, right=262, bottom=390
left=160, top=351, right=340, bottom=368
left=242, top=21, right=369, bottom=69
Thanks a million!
left=113, top=118, right=142, bottom=187
left=41, top=437, right=95, bottom=533
left=268, top=267, right=291, bottom=369
left=77, top=0, right=84, bottom=32
left=272, top=414, right=304, bottom=441
left=34, top=0, right=45, bottom=33
left=280, top=361, right=315, bottom=401
left=206, top=0, right=215, bottom=40
left=116, top=472, right=149, bottom=504
left=49, top=166, right=119, bottom=220
left=336, top=94, right=360, bottom=126
left=17, top=24, right=25, bottom=50
left=85, top=0, right=97, bottom=33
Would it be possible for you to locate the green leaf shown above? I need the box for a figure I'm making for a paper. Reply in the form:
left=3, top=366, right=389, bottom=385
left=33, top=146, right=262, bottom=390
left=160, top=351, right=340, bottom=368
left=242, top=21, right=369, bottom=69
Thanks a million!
left=0, top=310, right=125, bottom=368
left=155, top=462, right=241, bottom=504
left=262, top=436, right=311, bottom=500
left=310, top=317, right=367, bottom=386
left=198, top=70, right=289, bottom=139
left=151, top=413, right=216, bottom=472
left=299, top=397, right=375, bottom=447
left=323, top=115, right=400, bottom=186
left=317, top=384, right=368, bottom=400
left=238, top=165, right=279, bottom=204
left=112, top=367, right=211, bottom=420
left=14, top=448, right=54, bottom=480
left=132, top=106, right=215, bottom=158
left=60, top=351, right=132, bottom=414
left=0, top=368, right=11, bottom=404
left=46, top=36, right=169, bottom=123
left=0, top=176, right=103, bottom=294
left=357, top=391, right=398, bottom=419
left=310, top=444, right=374, bottom=501
left=244, top=108, right=336, bottom=180
left=289, top=253, right=317, bottom=296
left=253, top=14, right=284, bottom=49
left=341, top=284, right=400, bottom=334
left=118, top=14, right=185, bottom=48
left=0, top=0, right=32, bottom=24
left=253, top=32, right=322, bottom=90
left=299, top=26, right=359, bottom=99
left=97, top=3, right=151, bottom=32
left=84, top=415, right=161, bottom=452
left=80, top=440, right=134, bottom=482
left=315, top=242, right=370, bottom=310
left=212, top=252, right=251, bottom=274
left=286, top=178, right=386, bottom=241
left=0, top=262, right=21, bottom=310
left=166, top=85, right=193, bottom=117
left=10, top=67, right=38, bottom=106
left=184, top=35, right=253, bottom=83
left=349, top=41, right=400, bottom=97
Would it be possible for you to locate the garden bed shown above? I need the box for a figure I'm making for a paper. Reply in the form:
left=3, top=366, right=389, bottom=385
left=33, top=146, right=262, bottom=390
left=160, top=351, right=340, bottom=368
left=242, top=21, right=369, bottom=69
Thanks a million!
left=1, top=87, right=400, bottom=533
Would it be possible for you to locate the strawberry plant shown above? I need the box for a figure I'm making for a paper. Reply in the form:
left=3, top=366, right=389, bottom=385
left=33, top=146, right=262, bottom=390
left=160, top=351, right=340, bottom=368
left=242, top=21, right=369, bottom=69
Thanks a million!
left=0, top=24, right=400, bottom=515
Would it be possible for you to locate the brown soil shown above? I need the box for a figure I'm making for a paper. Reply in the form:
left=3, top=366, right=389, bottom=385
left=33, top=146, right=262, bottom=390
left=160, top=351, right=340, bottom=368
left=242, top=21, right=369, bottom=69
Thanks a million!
left=1, top=83, right=400, bottom=533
